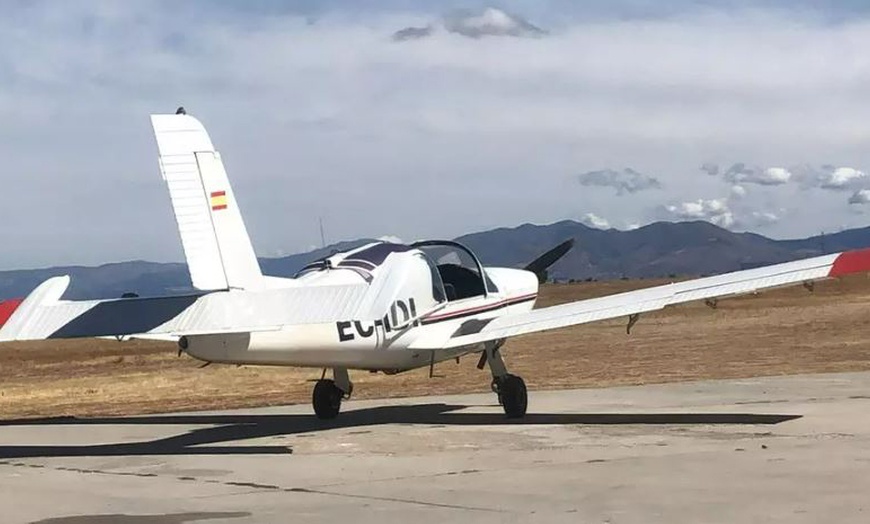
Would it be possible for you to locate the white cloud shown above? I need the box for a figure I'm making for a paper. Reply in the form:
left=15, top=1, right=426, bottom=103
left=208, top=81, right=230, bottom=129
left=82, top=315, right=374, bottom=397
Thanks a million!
left=730, top=185, right=748, bottom=198
left=394, top=7, right=545, bottom=40
left=819, top=166, right=867, bottom=190
left=790, top=164, right=869, bottom=193
left=849, top=190, right=870, bottom=205
left=723, top=164, right=791, bottom=186
left=746, top=210, right=780, bottom=227
left=444, top=8, right=546, bottom=38
left=578, top=168, right=662, bottom=195
left=664, top=198, right=734, bottom=228
left=377, top=234, right=405, bottom=244
left=581, top=213, right=611, bottom=229
left=761, top=167, right=792, bottom=185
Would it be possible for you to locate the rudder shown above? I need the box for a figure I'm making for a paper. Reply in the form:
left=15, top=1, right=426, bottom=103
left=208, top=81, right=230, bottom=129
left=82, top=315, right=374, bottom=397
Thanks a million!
left=151, top=112, right=263, bottom=291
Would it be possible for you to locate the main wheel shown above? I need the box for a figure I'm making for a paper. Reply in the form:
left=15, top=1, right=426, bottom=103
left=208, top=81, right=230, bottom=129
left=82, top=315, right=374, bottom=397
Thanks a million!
left=498, top=374, right=528, bottom=419
left=312, top=379, right=343, bottom=420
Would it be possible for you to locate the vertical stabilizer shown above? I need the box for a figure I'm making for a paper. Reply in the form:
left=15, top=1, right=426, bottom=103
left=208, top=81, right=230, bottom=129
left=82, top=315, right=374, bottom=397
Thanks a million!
left=151, top=113, right=263, bottom=291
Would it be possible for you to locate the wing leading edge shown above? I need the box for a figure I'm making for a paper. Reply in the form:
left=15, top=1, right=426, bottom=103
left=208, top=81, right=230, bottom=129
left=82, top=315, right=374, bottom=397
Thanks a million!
left=426, top=248, right=870, bottom=350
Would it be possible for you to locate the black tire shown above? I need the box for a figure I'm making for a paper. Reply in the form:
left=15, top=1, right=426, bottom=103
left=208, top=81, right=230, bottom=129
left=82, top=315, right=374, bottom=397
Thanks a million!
left=312, top=379, right=343, bottom=420
left=499, top=374, right=528, bottom=419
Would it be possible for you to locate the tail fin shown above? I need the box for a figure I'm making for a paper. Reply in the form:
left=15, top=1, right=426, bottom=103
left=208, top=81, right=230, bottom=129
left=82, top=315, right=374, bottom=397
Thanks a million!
left=151, top=113, right=263, bottom=291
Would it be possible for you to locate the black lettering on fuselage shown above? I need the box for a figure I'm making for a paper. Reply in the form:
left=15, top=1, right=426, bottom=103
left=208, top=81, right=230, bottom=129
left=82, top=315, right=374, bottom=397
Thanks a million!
left=336, top=298, right=420, bottom=342
left=336, top=320, right=354, bottom=342
left=354, top=320, right=374, bottom=338
left=374, top=316, right=392, bottom=333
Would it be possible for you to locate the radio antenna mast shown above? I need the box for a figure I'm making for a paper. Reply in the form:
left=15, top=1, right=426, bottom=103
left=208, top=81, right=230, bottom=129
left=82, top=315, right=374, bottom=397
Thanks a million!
left=319, top=217, right=327, bottom=249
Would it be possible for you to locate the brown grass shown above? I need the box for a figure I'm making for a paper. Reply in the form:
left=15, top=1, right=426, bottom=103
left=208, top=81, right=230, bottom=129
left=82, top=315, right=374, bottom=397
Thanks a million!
left=2, top=275, right=870, bottom=419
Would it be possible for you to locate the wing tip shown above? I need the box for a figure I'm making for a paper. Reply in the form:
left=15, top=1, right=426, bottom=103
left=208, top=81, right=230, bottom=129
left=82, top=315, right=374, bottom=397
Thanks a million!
left=829, top=248, right=870, bottom=277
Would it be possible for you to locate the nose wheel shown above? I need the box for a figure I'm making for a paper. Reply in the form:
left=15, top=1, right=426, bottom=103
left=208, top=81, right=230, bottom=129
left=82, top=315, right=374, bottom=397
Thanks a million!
left=480, top=341, right=528, bottom=418
left=492, top=374, right=527, bottom=418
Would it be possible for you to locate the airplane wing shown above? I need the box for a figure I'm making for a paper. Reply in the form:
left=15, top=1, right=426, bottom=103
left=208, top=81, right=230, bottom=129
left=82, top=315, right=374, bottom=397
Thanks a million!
left=427, top=249, right=870, bottom=350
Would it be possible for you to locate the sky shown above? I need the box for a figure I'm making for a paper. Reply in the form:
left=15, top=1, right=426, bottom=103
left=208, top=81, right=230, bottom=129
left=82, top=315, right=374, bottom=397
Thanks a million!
left=3, top=1, right=870, bottom=269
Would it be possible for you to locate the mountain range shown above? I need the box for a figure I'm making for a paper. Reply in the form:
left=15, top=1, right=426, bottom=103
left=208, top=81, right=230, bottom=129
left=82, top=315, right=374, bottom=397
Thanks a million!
left=1, top=220, right=867, bottom=300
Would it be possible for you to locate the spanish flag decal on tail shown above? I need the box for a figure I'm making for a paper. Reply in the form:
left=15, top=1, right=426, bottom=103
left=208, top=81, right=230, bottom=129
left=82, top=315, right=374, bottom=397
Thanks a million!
left=210, top=190, right=227, bottom=211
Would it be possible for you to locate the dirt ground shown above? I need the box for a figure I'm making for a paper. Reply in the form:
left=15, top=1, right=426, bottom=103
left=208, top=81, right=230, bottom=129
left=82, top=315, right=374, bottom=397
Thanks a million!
left=2, top=275, right=870, bottom=419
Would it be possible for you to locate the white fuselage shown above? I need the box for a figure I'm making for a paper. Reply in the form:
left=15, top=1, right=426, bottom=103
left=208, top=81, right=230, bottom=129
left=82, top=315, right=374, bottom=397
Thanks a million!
left=181, top=246, right=539, bottom=372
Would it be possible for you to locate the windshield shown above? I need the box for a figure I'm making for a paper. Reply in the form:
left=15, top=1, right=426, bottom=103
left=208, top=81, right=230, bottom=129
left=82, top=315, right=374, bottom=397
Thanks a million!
left=413, top=241, right=496, bottom=300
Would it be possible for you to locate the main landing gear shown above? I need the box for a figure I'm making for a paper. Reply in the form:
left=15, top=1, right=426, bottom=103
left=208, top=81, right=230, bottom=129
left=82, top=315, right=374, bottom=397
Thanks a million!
left=311, top=347, right=528, bottom=420
left=479, top=340, right=528, bottom=418
left=312, top=367, right=353, bottom=420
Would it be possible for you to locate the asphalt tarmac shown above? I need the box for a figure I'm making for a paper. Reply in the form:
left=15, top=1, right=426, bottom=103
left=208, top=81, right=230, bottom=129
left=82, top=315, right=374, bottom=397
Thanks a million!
left=2, top=372, right=869, bottom=523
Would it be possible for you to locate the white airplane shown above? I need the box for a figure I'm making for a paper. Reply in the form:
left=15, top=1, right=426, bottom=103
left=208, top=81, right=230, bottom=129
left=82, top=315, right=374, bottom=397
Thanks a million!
left=2, top=110, right=870, bottom=420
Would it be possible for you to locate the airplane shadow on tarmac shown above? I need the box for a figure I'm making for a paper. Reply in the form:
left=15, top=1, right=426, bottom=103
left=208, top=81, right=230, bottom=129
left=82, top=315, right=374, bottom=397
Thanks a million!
left=0, top=403, right=801, bottom=459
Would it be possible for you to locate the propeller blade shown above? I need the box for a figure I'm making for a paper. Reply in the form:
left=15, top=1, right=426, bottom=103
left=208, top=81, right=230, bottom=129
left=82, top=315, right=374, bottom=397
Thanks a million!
left=523, top=239, right=575, bottom=283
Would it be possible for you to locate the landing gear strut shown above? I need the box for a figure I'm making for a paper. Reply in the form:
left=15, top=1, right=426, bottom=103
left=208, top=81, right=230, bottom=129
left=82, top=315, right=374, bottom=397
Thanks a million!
left=483, top=341, right=528, bottom=418
left=312, top=367, right=352, bottom=420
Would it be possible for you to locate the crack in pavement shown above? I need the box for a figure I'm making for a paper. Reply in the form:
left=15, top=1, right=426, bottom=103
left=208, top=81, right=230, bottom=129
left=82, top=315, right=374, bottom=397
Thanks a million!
left=285, top=487, right=506, bottom=513
left=0, top=460, right=508, bottom=513
left=305, top=468, right=483, bottom=489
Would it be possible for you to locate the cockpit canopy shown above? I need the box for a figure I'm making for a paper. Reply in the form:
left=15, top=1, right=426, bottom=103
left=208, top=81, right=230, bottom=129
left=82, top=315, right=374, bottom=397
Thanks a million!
left=294, top=240, right=498, bottom=303
left=412, top=241, right=498, bottom=300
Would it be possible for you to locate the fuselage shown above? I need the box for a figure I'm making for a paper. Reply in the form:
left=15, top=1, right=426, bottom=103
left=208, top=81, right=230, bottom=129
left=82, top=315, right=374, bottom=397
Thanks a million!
left=182, top=241, right=539, bottom=372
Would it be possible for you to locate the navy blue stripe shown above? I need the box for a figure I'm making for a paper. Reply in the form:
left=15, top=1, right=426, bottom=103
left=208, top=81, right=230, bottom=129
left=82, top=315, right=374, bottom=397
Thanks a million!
left=451, top=318, right=495, bottom=337
left=346, top=243, right=412, bottom=266
left=49, top=294, right=204, bottom=339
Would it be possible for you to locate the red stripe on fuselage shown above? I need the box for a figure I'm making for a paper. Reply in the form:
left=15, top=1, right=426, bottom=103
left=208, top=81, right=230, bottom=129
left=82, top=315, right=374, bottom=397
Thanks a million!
left=424, top=293, right=538, bottom=323
left=829, top=248, right=870, bottom=277
left=0, top=298, right=24, bottom=329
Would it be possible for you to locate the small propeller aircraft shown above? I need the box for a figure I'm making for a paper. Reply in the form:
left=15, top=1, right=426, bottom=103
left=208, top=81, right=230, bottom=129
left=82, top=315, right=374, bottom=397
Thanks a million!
left=2, top=110, right=870, bottom=419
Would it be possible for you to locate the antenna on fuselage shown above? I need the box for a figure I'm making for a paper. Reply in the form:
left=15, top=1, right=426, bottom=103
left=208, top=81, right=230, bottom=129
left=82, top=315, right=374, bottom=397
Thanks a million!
left=319, top=217, right=327, bottom=249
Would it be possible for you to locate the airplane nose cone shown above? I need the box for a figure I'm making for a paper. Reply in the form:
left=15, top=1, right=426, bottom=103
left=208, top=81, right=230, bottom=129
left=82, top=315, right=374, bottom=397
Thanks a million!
left=485, top=267, right=539, bottom=298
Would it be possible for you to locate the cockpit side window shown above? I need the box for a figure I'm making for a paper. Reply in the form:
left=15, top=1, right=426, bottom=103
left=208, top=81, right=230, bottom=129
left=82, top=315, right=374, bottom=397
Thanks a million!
left=413, top=241, right=490, bottom=301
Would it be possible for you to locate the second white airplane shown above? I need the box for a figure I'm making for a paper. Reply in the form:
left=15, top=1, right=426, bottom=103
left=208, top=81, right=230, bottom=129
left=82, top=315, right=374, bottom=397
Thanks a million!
left=2, top=110, right=869, bottom=419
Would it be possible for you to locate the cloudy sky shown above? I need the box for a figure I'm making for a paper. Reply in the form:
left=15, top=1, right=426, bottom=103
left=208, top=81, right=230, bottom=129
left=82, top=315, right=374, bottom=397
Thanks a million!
left=3, top=1, right=870, bottom=269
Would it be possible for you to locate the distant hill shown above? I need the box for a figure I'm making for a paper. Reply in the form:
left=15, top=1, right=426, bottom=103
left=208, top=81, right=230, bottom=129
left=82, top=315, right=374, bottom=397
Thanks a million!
left=2, top=220, right=869, bottom=300
left=457, top=220, right=828, bottom=281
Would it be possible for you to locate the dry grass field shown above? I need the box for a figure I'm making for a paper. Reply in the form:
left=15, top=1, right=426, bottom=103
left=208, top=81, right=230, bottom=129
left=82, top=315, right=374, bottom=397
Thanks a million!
left=2, top=275, right=870, bottom=419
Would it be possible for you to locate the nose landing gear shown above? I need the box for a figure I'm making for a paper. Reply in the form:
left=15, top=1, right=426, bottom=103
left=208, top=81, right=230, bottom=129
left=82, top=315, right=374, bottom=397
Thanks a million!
left=481, top=340, right=527, bottom=418
left=492, top=373, right=528, bottom=418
